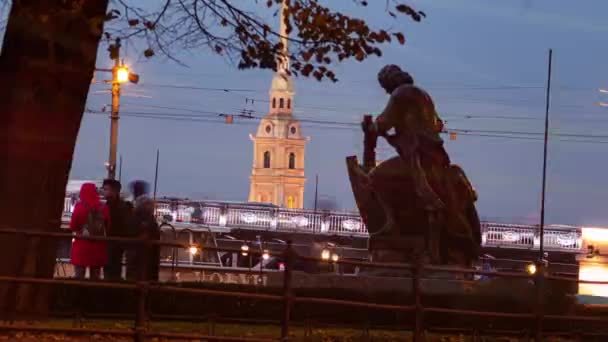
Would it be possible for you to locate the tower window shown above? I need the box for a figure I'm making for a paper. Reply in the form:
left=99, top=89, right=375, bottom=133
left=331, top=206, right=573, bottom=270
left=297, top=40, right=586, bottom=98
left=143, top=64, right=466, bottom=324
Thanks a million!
left=290, top=126, right=296, bottom=135
left=263, top=151, right=271, bottom=168
left=288, top=153, right=295, bottom=169
left=272, top=98, right=276, bottom=108
left=279, top=98, right=284, bottom=108
left=265, top=125, right=272, bottom=134
left=287, top=99, right=291, bottom=109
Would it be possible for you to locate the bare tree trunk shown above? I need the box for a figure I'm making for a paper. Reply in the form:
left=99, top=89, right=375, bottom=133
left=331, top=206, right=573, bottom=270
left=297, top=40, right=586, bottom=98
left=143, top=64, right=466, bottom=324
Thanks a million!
left=0, top=0, right=109, bottom=319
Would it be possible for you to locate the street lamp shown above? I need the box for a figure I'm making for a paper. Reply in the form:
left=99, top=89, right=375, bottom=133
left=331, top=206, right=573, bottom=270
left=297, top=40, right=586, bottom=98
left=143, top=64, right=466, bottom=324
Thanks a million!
left=114, top=65, right=140, bottom=85
left=262, top=250, right=270, bottom=260
left=101, top=37, right=141, bottom=180
left=116, top=66, right=130, bottom=83
left=241, top=243, right=249, bottom=256
left=189, top=246, right=199, bottom=256
left=527, top=263, right=537, bottom=275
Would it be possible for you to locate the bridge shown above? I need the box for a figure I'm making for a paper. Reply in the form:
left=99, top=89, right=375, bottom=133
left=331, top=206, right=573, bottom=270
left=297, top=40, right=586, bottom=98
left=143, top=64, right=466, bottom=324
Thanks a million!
left=62, top=195, right=584, bottom=254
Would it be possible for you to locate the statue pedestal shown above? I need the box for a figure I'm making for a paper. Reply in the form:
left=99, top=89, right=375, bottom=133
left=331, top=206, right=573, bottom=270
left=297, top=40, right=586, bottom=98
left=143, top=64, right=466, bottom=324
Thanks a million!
left=369, top=235, right=427, bottom=263
left=360, top=236, right=427, bottom=277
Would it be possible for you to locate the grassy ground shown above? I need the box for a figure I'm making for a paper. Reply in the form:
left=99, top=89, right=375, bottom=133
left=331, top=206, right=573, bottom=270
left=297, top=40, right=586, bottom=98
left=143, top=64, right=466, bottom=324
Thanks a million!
left=0, top=319, right=582, bottom=341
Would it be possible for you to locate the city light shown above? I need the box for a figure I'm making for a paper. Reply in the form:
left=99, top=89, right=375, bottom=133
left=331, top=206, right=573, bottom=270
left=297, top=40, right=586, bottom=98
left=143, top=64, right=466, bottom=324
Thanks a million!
left=579, top=263, right=608, bottom=297
left=262, top=250, right=270, bottom=260
left=189, top=246, right=199, bottom=255
left=241, top=244, right=249, bottom=256
left=331, top=253, right=339, bottom=262
left=116, top=66, right=130, bottom=83
left=582, top=227, right=608, bottom=243
left=526, top=263, right=537, bottom=275
left=321, top=248, right=330, bottom=260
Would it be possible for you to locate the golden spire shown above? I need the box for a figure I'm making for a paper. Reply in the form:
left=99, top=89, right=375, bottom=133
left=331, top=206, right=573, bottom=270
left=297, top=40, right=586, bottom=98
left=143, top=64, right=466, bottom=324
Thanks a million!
left=278, top=0, right=289, bottom=73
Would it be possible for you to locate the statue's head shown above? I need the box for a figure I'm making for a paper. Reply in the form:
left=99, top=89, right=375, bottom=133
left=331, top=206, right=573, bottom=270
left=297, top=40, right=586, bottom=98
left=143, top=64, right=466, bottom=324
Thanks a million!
left=378, top=65, right=414, bottom=94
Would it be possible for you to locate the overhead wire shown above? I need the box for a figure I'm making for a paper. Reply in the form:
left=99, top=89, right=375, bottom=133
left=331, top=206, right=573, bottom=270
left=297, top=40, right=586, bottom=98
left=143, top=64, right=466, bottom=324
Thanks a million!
left=84, top=109, right=608, bottom=145
left=91, top=79, right=607, bottom=97
left=92, top=79, right=608, bottom=122
left=87, top=77, right=608, bottom=145
left=122, top=70, right=604, bottom=91
left=117, top=100, right=608, bottom=125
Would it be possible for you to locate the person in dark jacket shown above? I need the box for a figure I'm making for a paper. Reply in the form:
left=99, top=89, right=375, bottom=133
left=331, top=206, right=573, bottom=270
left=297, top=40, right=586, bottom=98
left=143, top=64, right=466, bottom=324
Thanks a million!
left=129, top=181, right=161, bottom=282
left=102, top=179, right=133, bottom=281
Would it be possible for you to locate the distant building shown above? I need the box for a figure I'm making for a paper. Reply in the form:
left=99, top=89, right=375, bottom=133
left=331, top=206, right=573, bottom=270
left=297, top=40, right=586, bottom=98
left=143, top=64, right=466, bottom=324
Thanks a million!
left=248, top=2, right=309, bottom=209
left=65, top=179, right=102, bottom=193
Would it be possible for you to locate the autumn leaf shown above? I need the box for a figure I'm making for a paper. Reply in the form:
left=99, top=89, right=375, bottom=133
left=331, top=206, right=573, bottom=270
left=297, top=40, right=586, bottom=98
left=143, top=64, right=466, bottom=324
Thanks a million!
left=143, top=48, right=155, bottom=58
left=396, top=4, right=412, bottom=13
left=355, top=50, right=365, bottom=61
left=393, top=32, right=405, bottom=45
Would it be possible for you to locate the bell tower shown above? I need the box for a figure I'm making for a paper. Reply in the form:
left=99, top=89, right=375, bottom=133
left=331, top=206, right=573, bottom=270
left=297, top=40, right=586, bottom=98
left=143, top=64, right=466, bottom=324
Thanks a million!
left=248, top=0, right=308, bottom=208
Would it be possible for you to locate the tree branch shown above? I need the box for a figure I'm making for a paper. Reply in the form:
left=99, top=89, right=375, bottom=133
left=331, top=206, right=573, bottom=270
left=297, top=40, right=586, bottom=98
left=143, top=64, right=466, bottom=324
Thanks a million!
left=102, top=0, right=424, bottom=82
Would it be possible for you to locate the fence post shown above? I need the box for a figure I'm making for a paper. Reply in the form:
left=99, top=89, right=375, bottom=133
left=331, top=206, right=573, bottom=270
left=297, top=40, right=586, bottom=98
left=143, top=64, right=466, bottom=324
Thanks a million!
left=412, top=257, right=424, bottom=342
left=280, top=241, right=294, bottom=341
left=534, top=262, right=545, bottom=342
left=208, top=313, right=217, bottom=336
left=5, top=231, right=27, bottom=324
left=134, top=236, right=150, bottom=342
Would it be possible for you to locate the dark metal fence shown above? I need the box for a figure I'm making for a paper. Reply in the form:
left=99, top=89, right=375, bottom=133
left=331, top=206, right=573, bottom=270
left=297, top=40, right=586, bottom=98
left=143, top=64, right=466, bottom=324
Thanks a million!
left=0, top=227, right=606, bottom=341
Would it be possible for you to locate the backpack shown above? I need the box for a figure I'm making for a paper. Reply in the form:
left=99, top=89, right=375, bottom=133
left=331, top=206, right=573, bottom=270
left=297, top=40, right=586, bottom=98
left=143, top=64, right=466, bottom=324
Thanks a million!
left=81, top=202, right=107, bottom=237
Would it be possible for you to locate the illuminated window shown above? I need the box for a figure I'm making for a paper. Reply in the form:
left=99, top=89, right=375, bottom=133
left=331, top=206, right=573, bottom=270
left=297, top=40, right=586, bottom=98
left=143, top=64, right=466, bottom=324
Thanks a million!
left=287, top=196, right=295, bottom=209
left=279, top=98, right=284, bottom=108
left=288, top=153, right=295, bottom=169
left=263, top=151, right=271, bottom=168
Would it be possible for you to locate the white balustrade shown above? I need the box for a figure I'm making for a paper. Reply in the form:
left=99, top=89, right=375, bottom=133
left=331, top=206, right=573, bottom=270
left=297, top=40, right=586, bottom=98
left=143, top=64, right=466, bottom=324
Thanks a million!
left=62, top=194, right=584, bottom=252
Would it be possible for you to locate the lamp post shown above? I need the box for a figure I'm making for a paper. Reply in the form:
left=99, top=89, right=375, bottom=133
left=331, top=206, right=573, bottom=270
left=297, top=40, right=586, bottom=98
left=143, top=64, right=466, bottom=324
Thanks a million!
left=99, top=38, right=140, bottom=180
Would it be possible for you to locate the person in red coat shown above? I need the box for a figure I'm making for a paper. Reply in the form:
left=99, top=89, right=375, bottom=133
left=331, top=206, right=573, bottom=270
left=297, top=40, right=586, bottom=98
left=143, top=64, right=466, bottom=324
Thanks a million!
left=70, top=183, right=110, bottom=279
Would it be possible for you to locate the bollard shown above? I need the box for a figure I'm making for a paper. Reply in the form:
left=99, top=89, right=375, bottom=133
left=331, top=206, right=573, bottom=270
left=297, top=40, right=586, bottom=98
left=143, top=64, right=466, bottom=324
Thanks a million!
left=280, top=241, right=294, bottom=341
left=412, top=257, right=423, bottom=342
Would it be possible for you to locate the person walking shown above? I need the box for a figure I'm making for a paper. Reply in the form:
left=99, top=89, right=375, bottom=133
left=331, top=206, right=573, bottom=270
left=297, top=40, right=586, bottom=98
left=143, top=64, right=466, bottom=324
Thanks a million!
left=129, top=180, right=161, bottom=282
left=69, top=183, right=110, bottom=280
left=102, top=179, right=133, bottom=281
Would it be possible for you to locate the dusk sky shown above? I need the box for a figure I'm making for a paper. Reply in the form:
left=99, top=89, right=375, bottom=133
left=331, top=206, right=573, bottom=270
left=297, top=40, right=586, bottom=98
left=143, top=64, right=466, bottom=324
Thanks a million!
left=5, top=0, right=608, bottom=226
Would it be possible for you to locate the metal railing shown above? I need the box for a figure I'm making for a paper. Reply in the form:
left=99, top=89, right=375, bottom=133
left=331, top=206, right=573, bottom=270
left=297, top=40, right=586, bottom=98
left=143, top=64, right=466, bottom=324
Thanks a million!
left=62, top=197, right=584, bottom=252
left=481, top=222, right=582, bottom=252
left=0, top=226, right=605, bottom=341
